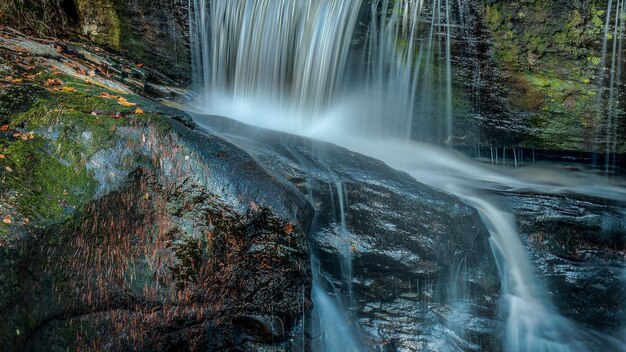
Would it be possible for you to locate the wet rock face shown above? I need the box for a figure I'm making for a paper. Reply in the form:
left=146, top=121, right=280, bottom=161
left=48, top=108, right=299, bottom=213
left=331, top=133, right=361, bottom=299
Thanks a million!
left=194, top=115, right=502, bottom=351
left=0, top=118, right=313, bottom=351
left=15, top=164, right=310, bottom=351
left=503, top=193, right=626, bottom=333
left=0, top=32, right=312, bottom=349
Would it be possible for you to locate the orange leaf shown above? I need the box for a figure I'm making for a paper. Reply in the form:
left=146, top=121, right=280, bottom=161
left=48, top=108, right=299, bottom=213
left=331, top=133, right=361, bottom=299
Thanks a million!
left=10, top=78, right=22, bottom=84
left=0, top=125, right=8, bottom=131
left=134, top=107, right=144, bottom=115
left=0, top=154, right=4, bottom=159
left=99, top=92, right=119, bottom=99
left=60, top=86, right=77, bottom=92
left=3, top=217, right=11, bottom=224
left=20, top=134, right=28, bottom=141
left=283, top=223, right=293, bottom=234
left=43, top=78, right=63, bottom=87
left=12, top=132, right=22, bottom=137
left=117, top=97, right=136, bottom=107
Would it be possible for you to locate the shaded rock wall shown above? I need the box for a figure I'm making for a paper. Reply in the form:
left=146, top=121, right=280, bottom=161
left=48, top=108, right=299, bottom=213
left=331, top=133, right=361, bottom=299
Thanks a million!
left=0, top=0, right=191, bottom=83
left=468, top=0, right=626, bottom=154
left=76, top=0, right=190, bottom=83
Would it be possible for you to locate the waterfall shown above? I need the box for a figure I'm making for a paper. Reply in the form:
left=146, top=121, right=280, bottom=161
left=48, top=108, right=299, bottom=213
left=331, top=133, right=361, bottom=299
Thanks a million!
left=595, top=0, right=625, bottom=174
left=190, top=0, right=456, bottom=140
left=188, top=0, right=626, bottom=350
left=189, top=0, right=362, bottom=125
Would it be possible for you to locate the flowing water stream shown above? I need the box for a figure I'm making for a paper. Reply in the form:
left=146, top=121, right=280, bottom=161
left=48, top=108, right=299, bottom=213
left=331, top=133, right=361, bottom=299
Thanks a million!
left=188, top=0, right=626, bottom=350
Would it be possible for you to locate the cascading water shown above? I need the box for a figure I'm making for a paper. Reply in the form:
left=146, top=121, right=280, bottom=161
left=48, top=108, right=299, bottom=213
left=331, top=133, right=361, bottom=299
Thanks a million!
left=190, top=0, right=455, bottom=140
left=189, top=0, right=362, bottom=125
left=595, top=0, right=626, bottom=174
left=188, top=0, right=626, bottom=350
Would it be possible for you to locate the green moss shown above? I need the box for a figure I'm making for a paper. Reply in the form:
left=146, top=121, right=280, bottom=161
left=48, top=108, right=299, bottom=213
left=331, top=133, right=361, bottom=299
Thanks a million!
left=485, top=4, right=504, bottom=31
left=0, top=137, right=96, bottom=225
left=524, top=33, right=547, bottom=56
left=1, top=74, right=172, bottom=227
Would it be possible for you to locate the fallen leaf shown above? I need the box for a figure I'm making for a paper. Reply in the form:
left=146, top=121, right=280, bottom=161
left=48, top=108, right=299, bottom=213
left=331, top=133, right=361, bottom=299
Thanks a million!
left=1, top=125, right=8, bottom=131
left=284, top=223, right=293, bottom=234
left=117, top=97, right=136, bottom=107
left=136, top=63, right=144, bottom=68
left=20, top=134, right=28, bottom=141
left=12, top=132, right=22, bottom=137
left=43, top=78, right=63, bottom=87
left=23, top=218, right=29, bottom=224
left=60, top=86, right=77, bottom=92
left=10, top=77, right=22, bottom=84
left=144, top=192, right=150, bottom=200
left=4, top=166, right=12, bottom=173
left=3, top=217, right=11, bottom=224
left=134, top=107, right=144, bottom=115
left=99, top=92, right=118, bottom=99
left=0, top=154, right=4, bottom=159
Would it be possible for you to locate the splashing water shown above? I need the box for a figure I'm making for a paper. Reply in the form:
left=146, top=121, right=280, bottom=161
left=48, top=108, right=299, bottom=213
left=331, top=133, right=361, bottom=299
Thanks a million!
left=188, top=0, right=626, bottom=350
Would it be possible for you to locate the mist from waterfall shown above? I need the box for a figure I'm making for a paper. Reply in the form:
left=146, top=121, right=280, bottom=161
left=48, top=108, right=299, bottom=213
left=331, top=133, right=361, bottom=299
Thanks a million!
left=188, top=0, right=626, bottom=350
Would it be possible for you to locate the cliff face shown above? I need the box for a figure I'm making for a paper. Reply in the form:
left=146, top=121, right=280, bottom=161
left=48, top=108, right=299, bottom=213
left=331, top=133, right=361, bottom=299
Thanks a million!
left=76, top=0, right=190, bottom=83
left=0, top=0, right=191, bottom=83
left=469, top=0, right=626, bottom=154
